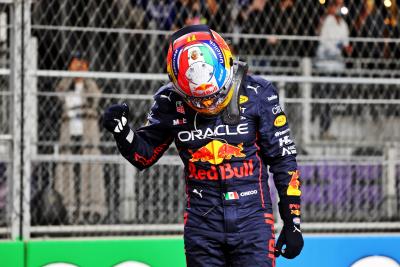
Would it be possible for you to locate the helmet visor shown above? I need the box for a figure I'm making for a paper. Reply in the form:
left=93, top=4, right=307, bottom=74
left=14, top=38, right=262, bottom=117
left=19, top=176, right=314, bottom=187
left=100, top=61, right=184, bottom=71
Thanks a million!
left=184, top=83, right=233, bottom=115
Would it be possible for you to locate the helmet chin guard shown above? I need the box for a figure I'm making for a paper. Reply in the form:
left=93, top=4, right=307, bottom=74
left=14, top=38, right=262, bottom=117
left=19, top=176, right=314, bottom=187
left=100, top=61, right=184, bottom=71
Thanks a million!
left=222, top=60, right=248, bottom=125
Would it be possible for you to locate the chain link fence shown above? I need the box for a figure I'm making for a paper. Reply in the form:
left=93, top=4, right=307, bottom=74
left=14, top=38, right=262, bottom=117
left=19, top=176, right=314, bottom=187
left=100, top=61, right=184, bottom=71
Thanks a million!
left=0, top=0, right=400, bottom=239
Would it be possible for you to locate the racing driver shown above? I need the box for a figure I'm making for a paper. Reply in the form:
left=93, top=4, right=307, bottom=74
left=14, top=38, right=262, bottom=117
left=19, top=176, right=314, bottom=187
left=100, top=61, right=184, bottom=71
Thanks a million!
left=103, top=24, right=303, bottom=267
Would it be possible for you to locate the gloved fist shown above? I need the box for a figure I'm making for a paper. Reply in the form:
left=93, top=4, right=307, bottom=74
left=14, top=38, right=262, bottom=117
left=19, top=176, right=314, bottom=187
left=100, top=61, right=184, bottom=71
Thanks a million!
left=275, top=223, right=304, bottom=259
left=103, top=103, right=130, bottom=136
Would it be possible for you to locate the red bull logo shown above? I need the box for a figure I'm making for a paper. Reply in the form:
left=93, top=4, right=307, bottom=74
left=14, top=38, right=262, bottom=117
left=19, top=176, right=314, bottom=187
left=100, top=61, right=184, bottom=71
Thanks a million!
left=287, top=170, right=301, bottom=196
left=291, top=209, right=301, bottom=216
left=289, top=203, right=301, bottom=216
left=188, top=160, right=254, bottom=180
left=189, top=140, right=245, bottom=165
left=192, top=84, right=218, bottom=97
left=195, top=83, right=214, bottom=91
left=134, top=143, right=168, bottom=166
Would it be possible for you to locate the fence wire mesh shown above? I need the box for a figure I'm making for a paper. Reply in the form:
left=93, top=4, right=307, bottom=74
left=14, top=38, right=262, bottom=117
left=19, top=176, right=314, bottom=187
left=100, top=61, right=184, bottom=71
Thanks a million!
left=0, top=0, right=399, bottom=239
left=0, top=77, right=10, bottom=237
left=0, top=1, right=12, bottom=239
left=27, top=77, right=400, bottom=236
left=31, top=0, right=400, bottom=74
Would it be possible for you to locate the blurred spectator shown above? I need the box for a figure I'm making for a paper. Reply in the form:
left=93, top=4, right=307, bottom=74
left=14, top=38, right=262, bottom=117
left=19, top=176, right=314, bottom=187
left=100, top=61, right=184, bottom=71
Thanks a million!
left=54, top=53, right=106, bottom=224
left=174, top=0, right=217, bottom=29
left=265, top=0, right=296, bottom=50
left=236, top=0, right=267, bottom=56
left=180, top=0, right=204, bottom=26
left=316, top=0, right=352, bottom=72
left=205, top=0, right=232, bottom=33
left=238, top=0, right=315, bottom=68
left=273, top=0, right=319, bottom=58
left=264, top=0, right=311, bottom=62
left=140, top=0, right=214, bottom=30
left=353, top=0, right=388, bottom=59
left=31, top=182, right=68, bottom=226
left=386, top=2, right=400, bottom=59
left=140, top=1, right=181, bottom=72
left=142, top=0, right=178, bottom=30
left=314, top=0, right=352, bottom=140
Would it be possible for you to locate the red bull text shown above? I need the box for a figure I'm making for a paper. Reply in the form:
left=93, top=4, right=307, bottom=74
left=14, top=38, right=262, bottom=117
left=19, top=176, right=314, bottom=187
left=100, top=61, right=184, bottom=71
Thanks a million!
left=188, top=160, right=254, bottom=180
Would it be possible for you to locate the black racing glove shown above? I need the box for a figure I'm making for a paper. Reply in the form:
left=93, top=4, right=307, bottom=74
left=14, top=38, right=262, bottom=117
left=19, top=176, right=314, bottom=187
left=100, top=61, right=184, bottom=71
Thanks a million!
left=103, top=103, right=132, bottom=142
left=275, top=196, right=304, bottom=259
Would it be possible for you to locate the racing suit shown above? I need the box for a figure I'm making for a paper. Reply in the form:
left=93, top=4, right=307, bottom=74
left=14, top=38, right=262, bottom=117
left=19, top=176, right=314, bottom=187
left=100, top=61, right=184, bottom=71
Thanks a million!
left=110, top=75, right=302, bottom=267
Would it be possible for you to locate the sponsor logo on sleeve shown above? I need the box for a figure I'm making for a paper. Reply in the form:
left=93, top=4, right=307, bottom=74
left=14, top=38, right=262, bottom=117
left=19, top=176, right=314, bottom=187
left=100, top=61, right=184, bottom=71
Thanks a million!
left=176, top=101, right=185, bottom=114
left=279, top=136, right=293, bottom=147
left=274, top=115, right=287, bottom=127
left=173, top=118, right=187, bottom=125
left=275, top=128, right=290, bottom=137
left=289, top=204, right=300, bottom=209
left=272, top=104, right=283, bottom=115
left=287, top=170, right=301, bottom=196
left=291, top=209, right=301, bottom=216
left=267, top=95, right=278, bottom=101
left=293, top=217, right=301, bottom=225
left=282, top=145, right=296, bottom=156
left=239, top=95, right=249, bottom=104
left=134, top=143, right=168, bottom=166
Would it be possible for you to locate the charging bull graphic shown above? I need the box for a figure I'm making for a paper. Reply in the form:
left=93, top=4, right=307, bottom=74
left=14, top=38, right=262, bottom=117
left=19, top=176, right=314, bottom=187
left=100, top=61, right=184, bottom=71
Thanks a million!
left=189, top=140, right=245, bottom=165
left=287, top=170, right=301, bottom=196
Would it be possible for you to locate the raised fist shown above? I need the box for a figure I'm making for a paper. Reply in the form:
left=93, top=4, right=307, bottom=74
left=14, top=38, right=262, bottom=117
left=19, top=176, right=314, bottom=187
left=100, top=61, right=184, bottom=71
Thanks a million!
left=103, top=103, right=130, bottom=135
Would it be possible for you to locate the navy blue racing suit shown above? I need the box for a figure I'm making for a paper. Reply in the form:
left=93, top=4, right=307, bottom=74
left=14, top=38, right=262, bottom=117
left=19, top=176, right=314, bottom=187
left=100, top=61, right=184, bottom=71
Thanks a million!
left=113, top=75, right=301, bottom=267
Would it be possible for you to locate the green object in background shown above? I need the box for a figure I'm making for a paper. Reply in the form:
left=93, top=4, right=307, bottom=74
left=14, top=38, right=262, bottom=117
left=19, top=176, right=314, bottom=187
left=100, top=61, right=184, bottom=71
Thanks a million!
left=26, top=238, right=186, bottom=267
left=0, top=241, right=24, bottom=267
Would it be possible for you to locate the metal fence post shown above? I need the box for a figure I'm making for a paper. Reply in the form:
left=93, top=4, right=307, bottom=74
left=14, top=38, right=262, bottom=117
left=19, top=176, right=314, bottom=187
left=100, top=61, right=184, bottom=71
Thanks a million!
left=8, top=0, right=32, bottom=240
left=120, top=162, right=137, bottom=222
left=301, top=58, right=312, bottom=145
left=278, top=81, right=286, bottom=110
left=384, top=143, right=398, bottom=219
left=9, top=0, right=23, bottom=240
left=22, top=0, right=32, bottom=239
left=28, top=37, right=37, bottom=157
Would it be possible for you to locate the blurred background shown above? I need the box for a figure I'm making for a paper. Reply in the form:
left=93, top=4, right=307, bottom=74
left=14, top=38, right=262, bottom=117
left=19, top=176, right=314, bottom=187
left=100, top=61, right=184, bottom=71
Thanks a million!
left=0, top=0, right=399, bottom=244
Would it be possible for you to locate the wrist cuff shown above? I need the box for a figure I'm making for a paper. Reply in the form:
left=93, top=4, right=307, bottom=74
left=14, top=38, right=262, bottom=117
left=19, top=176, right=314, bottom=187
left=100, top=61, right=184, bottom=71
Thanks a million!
left=279, top=196, right=301, bottom=223
left=126, top=129, right=134, bottom=143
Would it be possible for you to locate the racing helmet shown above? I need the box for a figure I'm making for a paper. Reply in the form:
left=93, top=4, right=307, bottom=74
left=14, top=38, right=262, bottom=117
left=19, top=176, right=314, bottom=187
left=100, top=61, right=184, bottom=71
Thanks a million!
left=167, top=25, right=234, bottom=115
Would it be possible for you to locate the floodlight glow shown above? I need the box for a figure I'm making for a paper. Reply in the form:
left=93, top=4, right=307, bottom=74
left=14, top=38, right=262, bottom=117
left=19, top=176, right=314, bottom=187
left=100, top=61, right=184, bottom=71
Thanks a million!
left=384, top=0, right=392, bottom=7
left=341, top=6, right=349, bottom=15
